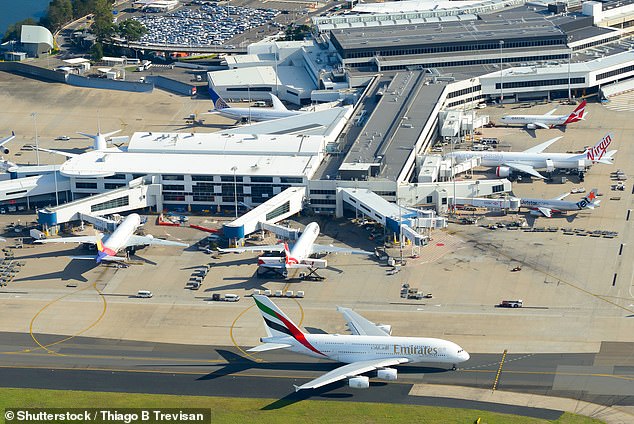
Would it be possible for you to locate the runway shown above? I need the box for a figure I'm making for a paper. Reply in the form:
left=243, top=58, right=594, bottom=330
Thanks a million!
left=1, top=332, right=633, bottom=419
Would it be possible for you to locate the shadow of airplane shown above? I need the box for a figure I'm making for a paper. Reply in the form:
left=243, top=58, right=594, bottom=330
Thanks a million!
left=14, top=259, right=96, bottom=282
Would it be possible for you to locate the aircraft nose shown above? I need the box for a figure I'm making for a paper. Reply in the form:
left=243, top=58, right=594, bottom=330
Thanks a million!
left=463, top=351, right=470, bottom=361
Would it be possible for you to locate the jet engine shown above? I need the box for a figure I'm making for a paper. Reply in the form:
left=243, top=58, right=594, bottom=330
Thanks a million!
left=348, top=376, right=370, bottom=389
left=526, top=123, right=537, bottom=130
left=377, top=324, right=392, bottom=335
left=496, top=166, right=511, bottom=178
left=2, top=147, right=8, bottom=155
left=377, top=368, right=397, bottom=381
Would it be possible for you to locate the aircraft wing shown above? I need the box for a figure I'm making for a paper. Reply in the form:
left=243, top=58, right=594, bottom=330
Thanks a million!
left=126, top=235, right=188, bottom=248
left=247, top=343, right=292, bottom=353
left=522, top=136, right=562, bottom=154
left=537, top=207, right=553, bottom=218
left=36, top=235, right=98, bottom=245
left=532, top=121, right=550, bottom=130
left=553, top=192, right=570, bottom=201
left=310, top=244, right=372, bottom=255
left=0, top=131, right=15, bottom=147
left=218, top=244, right=285, bottom=253
left=294, top=357, right=410, bottom=391
left=544, top=108, right=558, bottom=116
left=337, top=306, right=391, bottom=336
left=503, top=162, right=546, bottom=179
left=35, top=147, right=78, bottom=158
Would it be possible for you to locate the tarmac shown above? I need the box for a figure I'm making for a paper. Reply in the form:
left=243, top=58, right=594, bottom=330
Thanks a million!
left=1, top=72, right=634, bottom=421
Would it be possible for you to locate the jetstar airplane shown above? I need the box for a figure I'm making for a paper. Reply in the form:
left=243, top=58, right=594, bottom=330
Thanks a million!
left=499, top=100, right=587, bottom=129
left=520, top=188, right=600, bottom=218
left=36, top=213, right=187, bottom=263
left=0, top=131, right=15, bottom=154
left=248, top=295, right=470, bottom=391
left=218, top=222, right=371, bottom=278
left=445, top=133, right=616, bottom=179
left=208, top=87, right=304, bottom=122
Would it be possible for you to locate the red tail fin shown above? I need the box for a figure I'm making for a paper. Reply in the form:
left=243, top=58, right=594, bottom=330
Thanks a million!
left=563, top=100, right=586, bottom=125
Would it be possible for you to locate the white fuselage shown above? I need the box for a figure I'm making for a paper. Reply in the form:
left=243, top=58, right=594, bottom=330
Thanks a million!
left=103, top=213, right=141, bottom=254
left=500, top=114, right=568, bottom=127
left=288, top=222, right=320, bottom=261
left=272, top=334, right=469, bottom=365
left=520, top=198, right=586, bottom=213
left=216, top=107, right=303, bottom=122
left=448, top=151, right=592, bottom=171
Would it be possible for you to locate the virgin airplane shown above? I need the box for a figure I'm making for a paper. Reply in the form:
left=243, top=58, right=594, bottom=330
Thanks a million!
left=248, top=295, right=470, bottom=391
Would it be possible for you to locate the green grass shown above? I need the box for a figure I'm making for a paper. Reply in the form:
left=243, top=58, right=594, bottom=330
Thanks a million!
left=0, top=388, right=604, bottom=424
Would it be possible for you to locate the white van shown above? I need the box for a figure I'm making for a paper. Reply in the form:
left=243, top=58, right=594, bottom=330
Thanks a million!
left=223, top=293, right=240, bottom=302
left=137, top=290, right=153, bottom=298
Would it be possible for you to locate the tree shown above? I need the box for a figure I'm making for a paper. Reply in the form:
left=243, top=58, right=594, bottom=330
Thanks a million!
left=117, top=20, right=147, bottom=42
left=2, top=18, right=37, bottom=43
left=90, top=41, right=103, bottom=61
left=41, top=0, right=73, bottom=31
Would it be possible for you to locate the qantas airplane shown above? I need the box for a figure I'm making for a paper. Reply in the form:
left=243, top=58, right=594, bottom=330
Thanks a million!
left=219, top=222, right=371, bottom=278
left=520, top=188, right=600, bottom=218
left=0, top=131, right=15, bottom=154
left=445, top=133, right=616, bottom=179
left=208, top=87, right=304, bottom=122
left=248, top=295, right=470, bottom=391
left=37, top=213, right=187, bottom=263
left=499, top=100, right=587, bottom=129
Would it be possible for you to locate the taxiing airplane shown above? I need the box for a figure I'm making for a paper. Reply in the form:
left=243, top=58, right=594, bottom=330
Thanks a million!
left=208, top=87, right=304, bottom=122
left=219, top=222, right=371, bottom=278
left=445, top=133, right=616, bottom=179
left=36, top=213, right=187, bottom=263
left=0, top=131, right=15, bottom=154
left=520, top=188, right=600, bottom=218
left=248, top=295, right=470, bottom=391
left=500, top=100, right=587, bottom=129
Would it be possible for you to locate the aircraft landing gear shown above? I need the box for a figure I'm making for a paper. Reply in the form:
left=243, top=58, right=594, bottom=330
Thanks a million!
left=452, top=364, right=457, bottom=371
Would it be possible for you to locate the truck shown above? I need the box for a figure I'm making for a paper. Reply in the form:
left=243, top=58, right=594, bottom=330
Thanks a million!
left=210, top=293, right=240, bottom=302
left=499, top=299, right=523, bottom=308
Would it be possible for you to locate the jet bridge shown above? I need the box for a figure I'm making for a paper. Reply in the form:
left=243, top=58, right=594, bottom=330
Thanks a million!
left=222, top=187, right=306, bottom=240
left=338, top=188, right=446, bottom=246
left=38, top=177, right=161, bottom=228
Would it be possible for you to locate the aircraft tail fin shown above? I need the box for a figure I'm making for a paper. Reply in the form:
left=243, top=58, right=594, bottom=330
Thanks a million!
left=563, top=100, right=587, bottom=125
left=580, top=133, right=614, bottom=162
left=576, top=188, right=600, bottom=210
left=269, top=94, right=288, bottom=111
left=209, top=86, right=230, bottom=110
left=253, top=295, right=305, bottom=338
left=95, top=231, right=116, bottom=263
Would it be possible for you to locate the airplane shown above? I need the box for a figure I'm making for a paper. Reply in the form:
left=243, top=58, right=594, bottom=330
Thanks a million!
left=248, top=295, right=470, bottom=391
left=0, top=131, right=15, bottom=154
left=208, top=87, right=305, bottom=122
left=36, top=128, right=124, bottom=159
left=499, top=100, right=587, bottom=129
left=445, top=132, right=616, bottom=179
left=218, top=222, right=371, bottom=278
left=520, top=188, right=600, bottom=218
left=36, top=213, right=187, bottom=263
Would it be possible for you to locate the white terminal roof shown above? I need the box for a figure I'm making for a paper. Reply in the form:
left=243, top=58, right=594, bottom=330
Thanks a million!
left=209, top=65, right=315, bottom=91
left=352, top=0, right=485, bottom=14
left=59, top=132, right=327, bottom=179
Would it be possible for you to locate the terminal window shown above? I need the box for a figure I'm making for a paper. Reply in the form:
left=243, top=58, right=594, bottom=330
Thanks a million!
left=162, top=175, right=185, bottom=181
left=104, top=183, right=126, bottom=190
left=91, top=195, right=129, bottom=212
left=76, top=182, right=98, bottom=189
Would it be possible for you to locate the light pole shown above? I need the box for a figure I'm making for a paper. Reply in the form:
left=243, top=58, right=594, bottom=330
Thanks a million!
left=31, top=112, right=40, bottom=165
left=499, top=40, right=504, bottom=106
left=567, top=36, right=572, bottom=102
left=231, top=166, right=238, bottom=218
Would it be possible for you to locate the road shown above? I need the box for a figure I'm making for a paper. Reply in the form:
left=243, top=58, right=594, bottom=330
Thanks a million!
left=0, top=332, right=632, bottom=419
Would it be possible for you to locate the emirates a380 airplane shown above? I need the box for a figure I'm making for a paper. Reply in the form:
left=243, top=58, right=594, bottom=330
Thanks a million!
left=249, top=295, right=470, bottom=391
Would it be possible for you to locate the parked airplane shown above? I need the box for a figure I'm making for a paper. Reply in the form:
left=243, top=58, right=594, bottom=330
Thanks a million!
left=36, top=128, right=124, bottom=158
left=218, top=222, right=371, bottom=278
left=36, top=213, right=187, bottom=263
left=248, top=295, right=469, bottom=391
left=520, top=188, right=600, bottom=217
left=0, top=131, right=15, bottom=154
left=499, top=100, right=587, bottom=129
left=445, top=133, right=616, bottom=179
left=208, top=87, right=304, bottom=122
